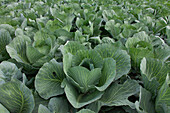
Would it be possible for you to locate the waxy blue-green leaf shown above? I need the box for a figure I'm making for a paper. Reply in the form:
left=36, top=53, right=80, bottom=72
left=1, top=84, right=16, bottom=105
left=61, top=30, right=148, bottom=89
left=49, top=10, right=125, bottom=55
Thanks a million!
left=76, top=18, right=87, bottom=29
left=166, top=26, right=170, bottom=39
left=74, top=30, right=86, bottom=43
left=6, top=35, right=32, bottom=64
left=102, top=10, right=117, bottom=22
left=50, top=7, right=74, bottom=31
left=0, top=77, right=5, bottom=85
left=95, top=58, right=116, bottom=91
left=7, top=29, right=57, bottom=70
left=72, top=49, right=103, bottom=68
left=0, top=104, right=10, bottom=113
left=54, top=29, right=73, bottom=39
left=135, top=87, right=155, bottom=113
left=32, top=92, right=49, bottom=113
left=64, top=81, right=104, bottom=108
left=125, top=31, right=151, bottom=49
left=155, top=75, right=170, bottom=113
left=68, top=66, right=101, bottom=93
left=48, top=97, right=69, bottom=113
left=32, top=52, right=56, bottom=67
left=142, top=74, right=159, bottom=97
left=99, top=80, right=140, bottom=108
left=0, top=29, right=12, bottom=54
left=15, top=28, right=24, bottom=36
left=61, top=41, right=87, bottom=55
left=76, top=109, right=95, bottom=113
left=94, top=44, right=131, bottom=80
left=82, top=22, right=94, bottom=36
left=105, top=20, right=121, bottom=38
left=33, top=30, right=55, bottom=48
left=151, top=36, right=168, bottom=49
left=129, top=48, right=154, bottom=68
left=86, top=101, right=103, bottom=113
left=121, top=24, right=136, bottom=38
left=63, top=53, right=73, bottom=76
left=0, top=79, right=34, bottom=113
left=26, top=45, right=44, bottom=64
left=101, top=37, right=115, bottom=44
left=38, top=104, right=51, bottom=113
left=0, top=61, right=22, bottom=83
left=123, top=106, right=138, bottom=113
left=140, top=58, right=170, bottom=86
left=35, top=59, right=65, bottom=99
left=45, top=20, right=61, bottom=33
left=61, top=41, right=87, bottom=75
left=0, top=24, right=15, bottom=36
left=125, top=32, right=154, bottom=68
left=154, top=48, right=170, bottom=62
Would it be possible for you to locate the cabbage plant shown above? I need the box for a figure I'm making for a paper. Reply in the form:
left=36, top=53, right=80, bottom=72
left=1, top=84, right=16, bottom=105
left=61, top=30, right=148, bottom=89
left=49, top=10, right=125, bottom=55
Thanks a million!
left=0, top=24, right=14, bottom=61
left=6, top=29, right=58, bottom=73
left=0, top=0, right=170, bottom=113
left=35, top=41, right=133, bottom=109
left=0, top=61, right=34, bottom=113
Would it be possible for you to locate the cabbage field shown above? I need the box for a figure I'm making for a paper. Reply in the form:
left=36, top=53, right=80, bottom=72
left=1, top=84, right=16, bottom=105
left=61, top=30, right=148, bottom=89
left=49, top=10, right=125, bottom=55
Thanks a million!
left=0, top=0, right=170, bottom=113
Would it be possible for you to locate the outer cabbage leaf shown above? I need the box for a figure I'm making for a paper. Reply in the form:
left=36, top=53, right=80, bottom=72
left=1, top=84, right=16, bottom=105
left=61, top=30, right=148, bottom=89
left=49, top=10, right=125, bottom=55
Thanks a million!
left=45, top=20, right=62, bottom=33
left=102, top=10, right=117, bottom=22
left=105, top=20, right=121, bottom=38
left=76, top=109, right=95, bottom=113
left=142, top=74, right=159, bottom=97
left=64, top=80, right=104, bottom=108
left=155, top=75, right=170, bottom=113
left=0, top=79, right=34, bottom=113
left=135, top=87, right=155, bottom=113
left=48, top=97, right=69, bottom=113
left=94, top=43, right=131, bottom=80
left=166, top=26, right=170, bottom=39
left=50, top=8, right=74, bottom=31
left=86, top=101, right=103, bottom=112
left=0, top=61, right=22, bottom=83
left=38, top=105, right=51, bottom=113
left=99, top=80, right=140, bottom=109
left=140, top=58, right=170, bottom=86
left=166, top=26, right=170, bottom=45
left=0, top=29, right=12, bottom=61
left=95, top=58, right=116, bottom=91
left=155, top=76, right=170, bottom=113
left=0, top=104, right=10, bottom=113
left=35, top=59, right=65, bottom=99
left=0, top=24, right=15, bottom=37
left=129, top=47, right=154, bottom=68
left=6, top=35, right=32, bottom=64
left=154, top=48, right=170, bottom=62
left=32, top=92, right=49, bottom=113
left=26, top=45, right=44, bottom=64
left=15, top=28, right=24, bottom=37
left=151, top=36, right=169, bottom=49
left=0, top=29, right=12, bottom=54
left=63, top=53, right=73, bottom=76
left=54, top=29, right=73, bottom=39
left=60, top=41, right=87, bottom=55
